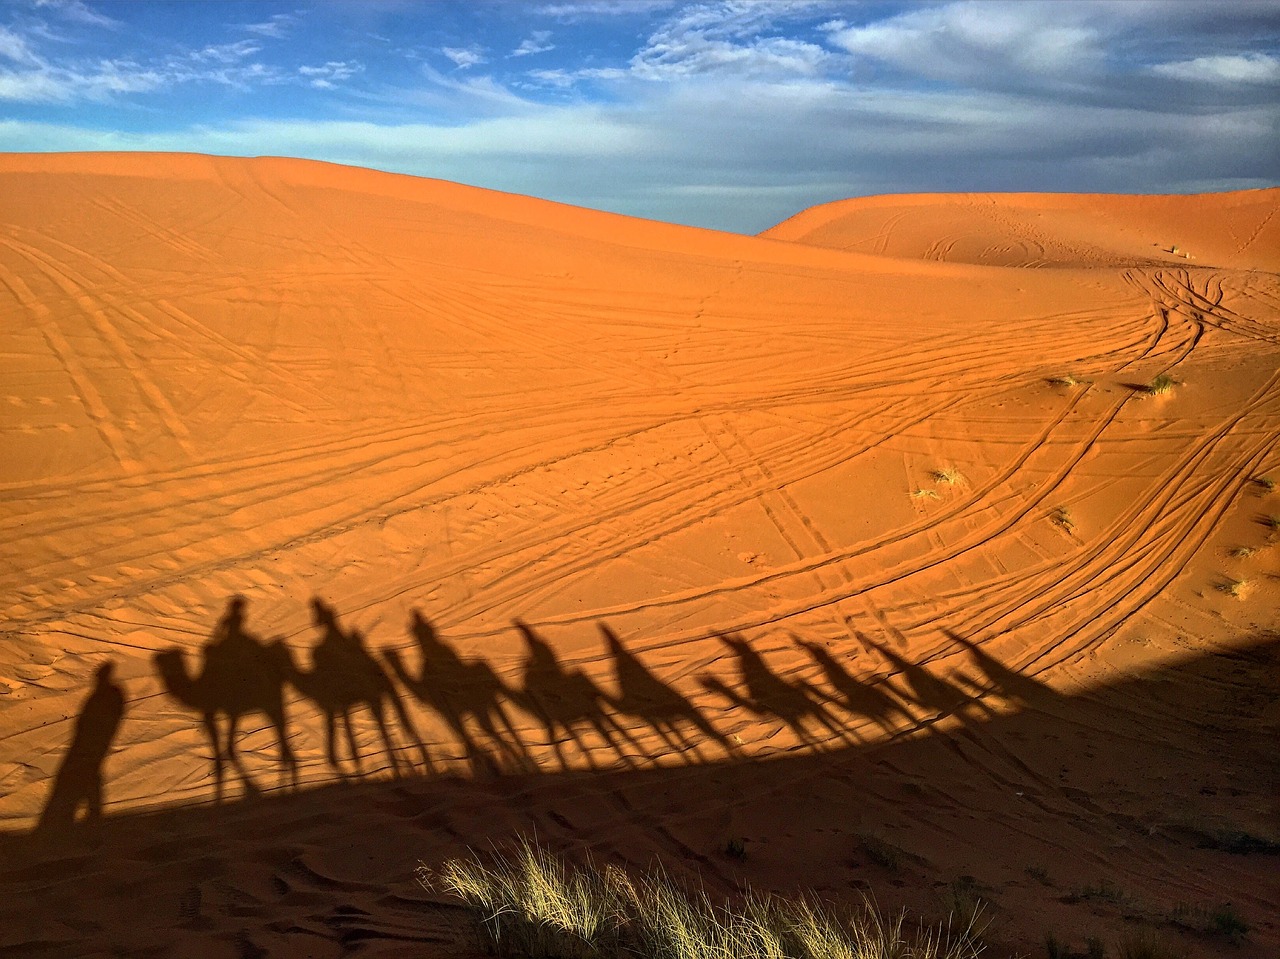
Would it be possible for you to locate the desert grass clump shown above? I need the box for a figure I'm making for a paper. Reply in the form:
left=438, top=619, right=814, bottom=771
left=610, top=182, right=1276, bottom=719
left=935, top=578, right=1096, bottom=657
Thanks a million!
left=1230, top=545, right=1256, bottom=559
left=1264, top=514, right=1280, bottom=532
left=424, top=837, right=623, bottom=958
left=1051, top=507, right=1076, bottom=533
left=1048, top=373, right=1090, bottom=389
left=932, top=466, right=964, bottom=486
left=424, top=839, right=986, bottom=959
left=912, top=488, right=941, bottom=501
left=1254, top=476, right=1275, bottom=493
left=1218, top=577, right=1251, bottom=599
left=1145, top=373, right=1175, bottom=396
left=1115, top=930, right=1179, bottom=959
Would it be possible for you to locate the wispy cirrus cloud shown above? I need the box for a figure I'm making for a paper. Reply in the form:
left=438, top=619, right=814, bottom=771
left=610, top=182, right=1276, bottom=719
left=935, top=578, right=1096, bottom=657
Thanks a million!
left=298, top=60, right=362, bottom=90
left=442, top=45, right=486, bottom=70
left=244, top=13, right=296, bottom=39
left=33, top=0, right=118, bottom=29
left=512, top=31, right=554, bottom=58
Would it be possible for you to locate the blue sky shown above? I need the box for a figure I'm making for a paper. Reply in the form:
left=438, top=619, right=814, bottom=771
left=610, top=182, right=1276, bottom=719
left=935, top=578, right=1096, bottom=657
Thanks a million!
left=1, top=0, right=1278, bottom=233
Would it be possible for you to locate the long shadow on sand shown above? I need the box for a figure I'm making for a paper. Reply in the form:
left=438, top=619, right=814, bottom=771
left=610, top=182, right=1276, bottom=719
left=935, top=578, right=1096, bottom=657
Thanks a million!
left=35, top=661, right=126, bottom=835
left=8, top=630, right=1277, bottom=958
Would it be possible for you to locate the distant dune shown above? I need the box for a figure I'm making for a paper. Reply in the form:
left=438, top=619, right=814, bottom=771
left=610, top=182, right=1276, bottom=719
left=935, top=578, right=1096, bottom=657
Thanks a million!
left=763, top=189, right=1280, bottom=271
left=1, top=154, right=1277, bottom=958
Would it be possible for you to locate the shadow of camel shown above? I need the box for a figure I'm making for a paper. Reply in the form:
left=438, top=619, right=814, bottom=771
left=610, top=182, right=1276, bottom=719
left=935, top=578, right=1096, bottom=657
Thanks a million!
left=701, top=633, right=851, bottom=748
left=509, top=621, right=631, bottom=770
left=153, top=597, right=298, bottom=801
left=794, top=637, right=914, bottom=741
left=280, top=597, right=429, bottom=778
left=384, top=610, right=530, bottom=775
left=35, top=660, right=126, bottom=836
left=599, top=624, right=736, bottom=763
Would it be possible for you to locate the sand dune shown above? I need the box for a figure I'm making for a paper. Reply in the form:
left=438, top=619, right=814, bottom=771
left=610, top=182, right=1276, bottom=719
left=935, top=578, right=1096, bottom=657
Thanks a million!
left=763, top=189, right=1280, bottom=271
left=1, top=154, right=1278, bottom=957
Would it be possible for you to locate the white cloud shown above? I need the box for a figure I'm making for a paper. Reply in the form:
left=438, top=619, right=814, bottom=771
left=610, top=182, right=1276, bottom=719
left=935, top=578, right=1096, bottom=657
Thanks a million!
left=0, top=25, right=42, bottom=65
left=822, top=1, right=1106, bottom=83
left=33, top=0, right=118, bottom=29
left=528, top=66, right=628, bottom=87
left=539, top=1, right=676, bottom=17
left=185, top=39, right=263, bottom=65
left=299, top=60, right=363, bottom=90
left=443, top=46, right=486, bottom=70
left=244, top=14, right=296, bottom=39
left=1151, top=53, right=1280, bottom=84
left=512, top=30, right=555, bottom=57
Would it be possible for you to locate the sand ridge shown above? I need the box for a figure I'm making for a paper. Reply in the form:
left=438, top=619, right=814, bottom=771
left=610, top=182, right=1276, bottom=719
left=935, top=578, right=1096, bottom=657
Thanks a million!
left=1, top=154, right=1278, bottom=957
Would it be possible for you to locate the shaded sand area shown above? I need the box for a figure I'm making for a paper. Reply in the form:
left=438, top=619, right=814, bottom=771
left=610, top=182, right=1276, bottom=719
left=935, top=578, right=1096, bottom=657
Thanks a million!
left=1, top=154, right=1278, bottom=957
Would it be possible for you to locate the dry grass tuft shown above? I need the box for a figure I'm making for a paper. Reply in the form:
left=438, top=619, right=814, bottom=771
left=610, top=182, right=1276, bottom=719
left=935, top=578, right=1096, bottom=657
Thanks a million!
left=932, top=466, right=964, bottom=486
left=422, top=839, right=986, bottom=959
left=1146, top=373, right=1175, bottom=396
left=1218, top=577, right=1251, bottom=599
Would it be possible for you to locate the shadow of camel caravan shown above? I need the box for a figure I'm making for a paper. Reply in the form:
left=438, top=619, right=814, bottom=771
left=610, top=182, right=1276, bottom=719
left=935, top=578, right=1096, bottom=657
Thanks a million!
left=153, top=597, right=298, bottom=802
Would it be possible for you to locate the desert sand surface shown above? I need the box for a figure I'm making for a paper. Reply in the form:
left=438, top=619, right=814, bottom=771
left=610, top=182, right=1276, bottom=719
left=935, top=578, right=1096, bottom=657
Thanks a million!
left=1, top=153, right=1278, bottom=958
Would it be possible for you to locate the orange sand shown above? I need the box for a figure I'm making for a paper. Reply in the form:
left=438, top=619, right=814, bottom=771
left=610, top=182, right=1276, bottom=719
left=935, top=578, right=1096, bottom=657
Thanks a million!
left=1, top=154, right=1277, bottom=957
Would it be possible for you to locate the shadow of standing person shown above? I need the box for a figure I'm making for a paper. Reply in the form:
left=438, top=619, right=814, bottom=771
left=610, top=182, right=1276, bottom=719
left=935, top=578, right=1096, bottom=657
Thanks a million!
left=35, top=661, right=125, bottom=837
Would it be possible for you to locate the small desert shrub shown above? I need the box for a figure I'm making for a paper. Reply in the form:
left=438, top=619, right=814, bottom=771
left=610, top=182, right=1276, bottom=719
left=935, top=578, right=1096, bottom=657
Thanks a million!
left=1218, top=577, right=1250, bottom=599
left=1065, top=879, right=1126, bottom=906
left=1171, top=900, right=1249, bottom=944
left=933, top=466, right=964, bottom=486
left=1254, top=476, right=1275, bottom=492
left=1265, top=514, right=1280, bottom=531
left=857, top=832, right=902, bottom=871
left=1048, top=374, right=1084, bottom=388
left=1230, top=545, right=1256, bottom=558
left=1052, top=507, right=1075, bottom=532
left=1207, top=902, right=1249, bottom=943
left=1024, top=864, right=1051, bottom=886
left=1146, top=374, right=1175, bottom=396
left=912, top=488, right=941, bottom=501
left=1115, top=930, right=1177, bottom=959
left=424, top=839, right=986, bottom=959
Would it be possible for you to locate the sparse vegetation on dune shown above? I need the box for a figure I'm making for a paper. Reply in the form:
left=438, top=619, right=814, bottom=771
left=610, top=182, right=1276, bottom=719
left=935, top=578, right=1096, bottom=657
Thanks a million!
left=1145, top=373, right=1176, bottom=396
left=1051, top=507, right=1076, bottom=533
left=1047, top=373, right=1089, bottom=388
left=1218, top=577, right=1251, bottom=599
left=933, top=466, right=964, bottom=486
left=422, top=838, right=986, bottom=959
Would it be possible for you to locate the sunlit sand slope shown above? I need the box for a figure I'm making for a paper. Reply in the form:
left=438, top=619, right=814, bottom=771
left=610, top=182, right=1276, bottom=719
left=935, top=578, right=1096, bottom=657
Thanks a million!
left=763, top=189, right=1280, bottom=271
left=1, top=155, right=1278, bottom=957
